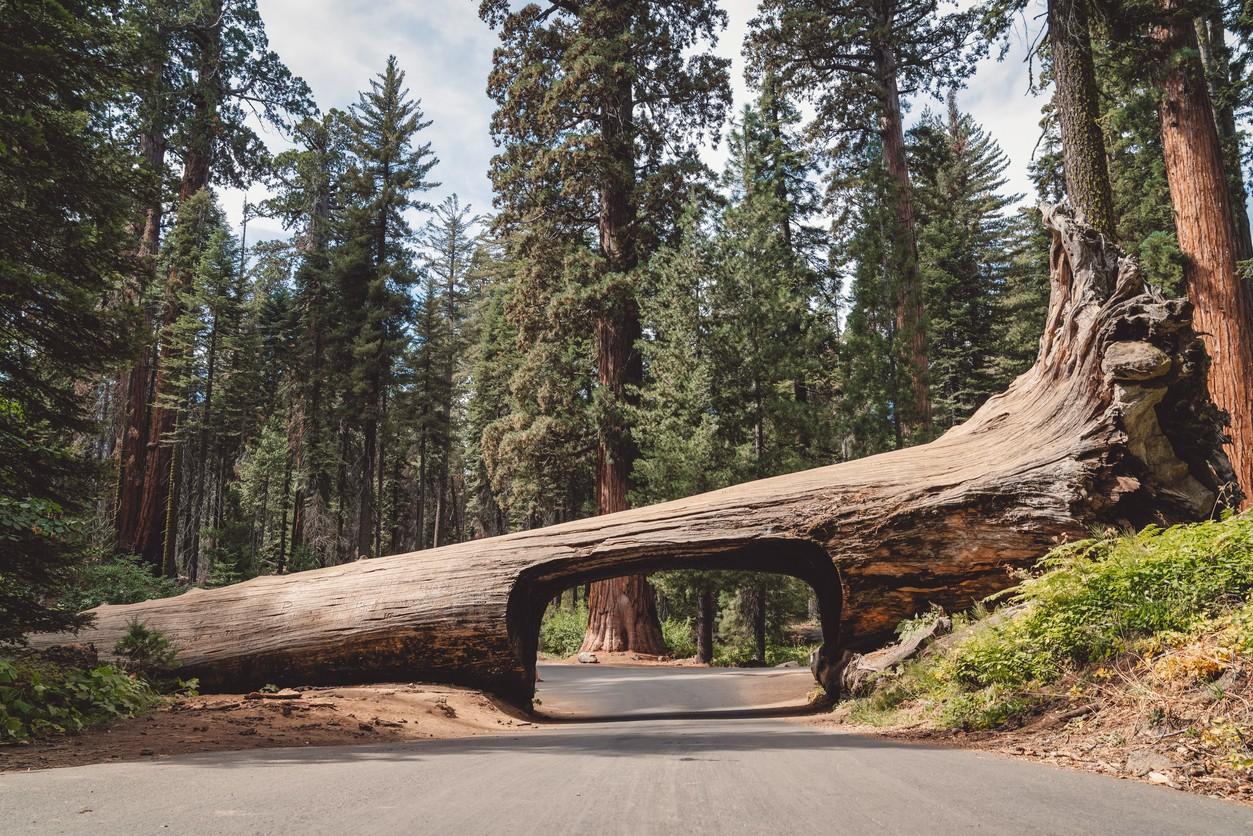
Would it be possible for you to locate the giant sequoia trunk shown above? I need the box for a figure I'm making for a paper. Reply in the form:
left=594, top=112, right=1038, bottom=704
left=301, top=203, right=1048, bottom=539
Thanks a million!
left=39, top=205, right=1235, bottom=707
left=1193, top=13, right=1253, bottom=263
left=114, top=33, right=168, bottom=556
left=131, top=2, right=223, bottom=572
left=582, top=32, right=666, bottom=656
left=1153, top=0, right=1253, bottom=508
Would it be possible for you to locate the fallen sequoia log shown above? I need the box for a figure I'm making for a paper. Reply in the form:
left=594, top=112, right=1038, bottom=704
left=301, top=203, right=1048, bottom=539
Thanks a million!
left=34, top=203, right=1237, bottom=707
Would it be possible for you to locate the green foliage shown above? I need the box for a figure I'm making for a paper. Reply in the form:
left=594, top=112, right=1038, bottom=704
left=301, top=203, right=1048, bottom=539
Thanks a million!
left=950, top=515, right=1253, bottom=690
left=0, top=656, right=158, bottom=744
left=911, top=95, right=1019, bottom=428
left=661, top=617, right=697, bottom=659
left=478, top=0, right=732, bottom=531
left=847, top=514, right=1253, bottom=731
left=936, top=685, right=1033, bottom=731
left=0, top=0, right=137, bottom=641
left=539, top=603, right=589, bottom=658
left=713, top=638, right=817, bottom=668
left=61, top=554, right=187, bottom=613
left=114, top=620, right=179, bottom=684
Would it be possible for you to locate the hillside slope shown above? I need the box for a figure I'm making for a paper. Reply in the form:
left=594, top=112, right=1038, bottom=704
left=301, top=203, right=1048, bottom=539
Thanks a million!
left=828, top=513, right=1253, bottom=804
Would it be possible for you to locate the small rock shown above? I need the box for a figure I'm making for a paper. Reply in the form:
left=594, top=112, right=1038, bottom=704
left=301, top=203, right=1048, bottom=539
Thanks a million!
left=1102, top=341, right=1172, bottom=381
left=577, top=652, right=599, bottom=664
left=1147, top=771, right=1178, bottom=789
left=775, top=660, right=801, bottom=668
left=245, top=688, right=302, bottom=700
left=1125, top=749, right=1174, bottom=777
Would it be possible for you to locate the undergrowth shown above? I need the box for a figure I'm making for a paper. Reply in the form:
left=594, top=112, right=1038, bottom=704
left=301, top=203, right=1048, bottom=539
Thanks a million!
left=539, top=603, right=588, bottom=657
left=848, top=513, right=1253, bottom=733
left=1, top=622, right=190, bottom=744
left=0, top=657, right=159, bottom=743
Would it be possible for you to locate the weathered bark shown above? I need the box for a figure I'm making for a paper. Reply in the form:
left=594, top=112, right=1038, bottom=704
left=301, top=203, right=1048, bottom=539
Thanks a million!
left=114, top=27, right=168, bottom=554
left=749, top=583, right=767, bottom=663
left=39, top=205, right=1236, bottom=707
left=1048, top=0, right=1117, bottom=238
left=1153, top=1, right=1253, bottom=508
left=581, top=18, right=666, bottom=655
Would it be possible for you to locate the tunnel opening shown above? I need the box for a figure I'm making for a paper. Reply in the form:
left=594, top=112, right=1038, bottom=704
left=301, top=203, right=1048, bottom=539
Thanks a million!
left=504, top=538, right=844, bottom=714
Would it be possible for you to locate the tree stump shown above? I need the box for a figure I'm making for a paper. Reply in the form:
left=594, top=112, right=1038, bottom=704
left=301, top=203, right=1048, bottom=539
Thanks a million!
left=35, top=203, right=1236, bottom=708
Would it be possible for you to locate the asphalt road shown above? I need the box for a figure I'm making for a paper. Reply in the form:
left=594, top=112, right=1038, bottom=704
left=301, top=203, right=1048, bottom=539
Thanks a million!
left=3, top=664, right=1252, bottom=835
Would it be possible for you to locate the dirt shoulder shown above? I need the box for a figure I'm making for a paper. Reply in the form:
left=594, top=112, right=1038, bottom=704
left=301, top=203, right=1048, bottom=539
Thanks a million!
left=539, top=650, right=701, bottom=667
left=0, top=682, right=538, bottom=773
left=805, top=690, right=1253, bottom=808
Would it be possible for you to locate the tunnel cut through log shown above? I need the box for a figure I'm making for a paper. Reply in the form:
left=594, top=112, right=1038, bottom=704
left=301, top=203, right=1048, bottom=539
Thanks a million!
left=31, top=203, right=1238, bottom=709
left=506, top=539, right=845, bottom=694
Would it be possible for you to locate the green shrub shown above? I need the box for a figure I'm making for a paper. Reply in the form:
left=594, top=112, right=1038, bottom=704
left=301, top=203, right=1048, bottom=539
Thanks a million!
left=711, top=638, right=816, bottom=667
left=114, top=620, right=179, bottom=683
left=539, top=603, right=588, bottom=657
left=937, top=684, right=1033, bottom=731
left=0, top=656, right=158, bottom=743
left=61, top=553, right=186, bottom=612
left=662, top=617, right=696, bottom=658
left=765, top=641, right=818, bottom=667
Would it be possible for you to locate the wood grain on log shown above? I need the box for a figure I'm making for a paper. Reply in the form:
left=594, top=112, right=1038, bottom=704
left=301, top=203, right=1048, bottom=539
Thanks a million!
left=34, top=204, right=1237, bottom=708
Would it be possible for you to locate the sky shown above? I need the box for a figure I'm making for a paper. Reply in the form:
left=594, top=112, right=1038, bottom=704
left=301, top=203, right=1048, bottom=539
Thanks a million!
left=225, top=0, right=1050, bottom=244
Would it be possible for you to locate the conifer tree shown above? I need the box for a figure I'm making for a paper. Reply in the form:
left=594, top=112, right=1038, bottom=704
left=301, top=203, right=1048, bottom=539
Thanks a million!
left=836, top=149, right=916, bottom=457
left=749, top=0, right=982, bottom=438
left=990, top=209, right=1053, bottom=384
left=266, top=113, right=349, bottom=565
left=480, top=0, right=731, bottom=653
left=119, top=0, right=313, bottom=572
left=0, top=0, right=137, bottom=638
left=339, top=56, right=438, bottom=557
left=910, top=96, right=1018, bottom=427
left=463, top=242, right=520, bottom=540
left=420, top=196, right=481, bottom=547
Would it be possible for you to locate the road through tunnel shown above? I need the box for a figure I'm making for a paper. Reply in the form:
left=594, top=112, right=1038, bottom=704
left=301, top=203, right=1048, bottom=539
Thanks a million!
left=505, top=538, right=845, bottom=708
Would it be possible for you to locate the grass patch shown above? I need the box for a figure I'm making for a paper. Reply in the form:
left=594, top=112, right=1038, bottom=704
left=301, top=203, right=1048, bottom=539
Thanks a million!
left=846, top=513, right=1253, bottom=732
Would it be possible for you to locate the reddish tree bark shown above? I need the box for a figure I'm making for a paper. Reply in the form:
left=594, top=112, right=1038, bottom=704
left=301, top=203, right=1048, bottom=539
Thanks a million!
left=133, top=3, right=222, bottom=572
left=1194, top=13, right=1253, bottom=262
left=1154, top=1, right=1253, bottom=507
left=580, top=24, right=666, bottom=654
left=696, top=586, right=715, bottom=663
left=114, top=33, right=168, bottom=555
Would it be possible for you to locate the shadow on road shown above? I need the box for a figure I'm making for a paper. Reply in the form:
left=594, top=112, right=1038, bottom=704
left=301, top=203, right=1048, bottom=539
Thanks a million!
left=126, top=723, right=945, bottom=771
left=533, top=702, right=826, bottom=724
